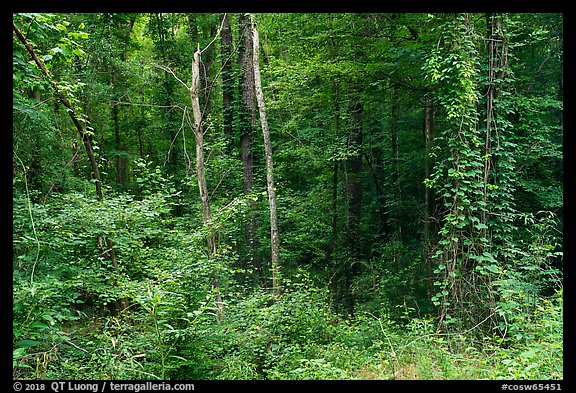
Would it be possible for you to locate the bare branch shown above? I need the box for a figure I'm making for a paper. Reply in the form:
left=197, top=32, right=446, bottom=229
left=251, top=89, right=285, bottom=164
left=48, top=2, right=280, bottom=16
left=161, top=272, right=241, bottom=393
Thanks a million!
left=152, top=63, right=191, bottom=90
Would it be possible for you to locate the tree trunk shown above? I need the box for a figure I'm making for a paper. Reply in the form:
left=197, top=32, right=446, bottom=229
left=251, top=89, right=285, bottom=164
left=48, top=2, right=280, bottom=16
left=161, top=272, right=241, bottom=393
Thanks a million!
left=348, top=102, right=363, bottom=247
left=423, top=101, right=434, bottom=247
left=342, top=101, right=363, bottom=317
left=191, top=48, right=216, bottom=253
left=189, top=14, right=217, bottom=117
left=239, top=13, right=262, bottom=276
left=423, top=99, right=435, bottom=296
left=191, top=47, right=223, bottom=322
left=391, top=83, right=402, bottom=249
left=220, top=13, right=234, bottom=146
left=252, top=21, right=281, bottom=297
left=331, top=81, right=341, bottom=263
left=330, top=81, right=341, bottom=312
left=482, top=14, right=496, bottom=235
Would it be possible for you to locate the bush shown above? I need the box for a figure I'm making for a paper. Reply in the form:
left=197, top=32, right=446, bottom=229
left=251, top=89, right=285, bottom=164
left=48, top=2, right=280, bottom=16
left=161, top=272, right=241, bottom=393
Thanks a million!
left=486, top=290, right=563, bottom=379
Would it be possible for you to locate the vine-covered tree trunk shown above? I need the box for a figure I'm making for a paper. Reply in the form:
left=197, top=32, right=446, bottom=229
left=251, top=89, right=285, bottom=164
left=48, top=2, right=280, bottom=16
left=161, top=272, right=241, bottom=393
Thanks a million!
left=423, top=100, right=434, bottom=248
left=425, top=13, right=517, bottom=333
left=482, top=13, right=515, bottom=254
left=220, top=13, right=234, bottom=145
left=239, top=13, right=262, bottom=276
left=425, top=13, right=487, bottom=331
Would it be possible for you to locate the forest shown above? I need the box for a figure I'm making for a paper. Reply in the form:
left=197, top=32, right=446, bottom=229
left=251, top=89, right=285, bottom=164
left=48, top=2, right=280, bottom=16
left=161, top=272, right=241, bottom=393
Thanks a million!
left=12, top=12, right=563, bottom=381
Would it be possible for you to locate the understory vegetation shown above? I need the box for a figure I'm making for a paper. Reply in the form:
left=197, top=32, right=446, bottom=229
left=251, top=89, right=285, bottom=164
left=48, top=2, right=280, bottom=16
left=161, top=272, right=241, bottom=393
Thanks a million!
left=12, top=191, right=563, bottom=380
left=13, top=12, right=562, bottom=381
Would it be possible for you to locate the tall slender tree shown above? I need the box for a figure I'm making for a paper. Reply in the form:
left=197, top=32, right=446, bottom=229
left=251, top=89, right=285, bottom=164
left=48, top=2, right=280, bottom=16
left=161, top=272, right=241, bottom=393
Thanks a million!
left=252, top=18, right=281, bottom=297
left=190, top=45, right=223, bottom=321
left=239, top=13, right=262, bottom=276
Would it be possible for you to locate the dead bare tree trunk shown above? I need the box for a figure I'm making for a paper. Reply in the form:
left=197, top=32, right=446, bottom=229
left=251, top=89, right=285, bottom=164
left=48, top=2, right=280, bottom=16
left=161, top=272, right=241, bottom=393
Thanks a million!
left=190, top=47, right=223, bottom=322
left=252, top=20, right=281, bottom=297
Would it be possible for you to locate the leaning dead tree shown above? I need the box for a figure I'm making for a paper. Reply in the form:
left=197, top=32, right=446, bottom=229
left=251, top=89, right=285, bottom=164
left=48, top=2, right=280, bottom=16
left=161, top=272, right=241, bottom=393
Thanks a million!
left=13, top=21, right=103, bottom=202
left=13, top=21, right=130, bottom=314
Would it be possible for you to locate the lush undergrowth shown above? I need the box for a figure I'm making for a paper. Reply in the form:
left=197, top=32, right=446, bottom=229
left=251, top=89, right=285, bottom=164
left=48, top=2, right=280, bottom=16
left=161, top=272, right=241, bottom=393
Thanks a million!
left=12, top=188, right=563, bottom=380
left=13, top=272, right=562, bottom=380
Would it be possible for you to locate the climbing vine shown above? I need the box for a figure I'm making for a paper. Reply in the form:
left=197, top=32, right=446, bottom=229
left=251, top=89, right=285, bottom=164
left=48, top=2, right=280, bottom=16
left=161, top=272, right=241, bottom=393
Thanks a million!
left=424, top=13, right=515, bottom=332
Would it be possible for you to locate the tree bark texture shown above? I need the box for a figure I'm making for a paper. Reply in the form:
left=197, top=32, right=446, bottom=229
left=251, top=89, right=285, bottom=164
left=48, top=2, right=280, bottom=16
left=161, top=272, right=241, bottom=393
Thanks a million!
left=239, top=13, right=261, bottom=274
left=252, top=22, right=281, bottom=297
left=191, top=48, right=216, bottom=255
left=191, top=47, right=223, bottom=322
left=239, top=14, right=256, bottom=196
left=220, top=13, right=234, bottom=142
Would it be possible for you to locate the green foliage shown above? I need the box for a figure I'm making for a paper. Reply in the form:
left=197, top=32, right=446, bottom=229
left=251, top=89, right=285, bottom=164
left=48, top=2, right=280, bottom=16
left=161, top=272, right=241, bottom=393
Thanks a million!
left=207, top=273, right=385, bottom=380
left=13, top=12, right=562, bottom=381
left=486, top=291, right=563, bottom=379
left=423, top=14, right=494, bottom=329
left=493, top=211, right=562, bottom=343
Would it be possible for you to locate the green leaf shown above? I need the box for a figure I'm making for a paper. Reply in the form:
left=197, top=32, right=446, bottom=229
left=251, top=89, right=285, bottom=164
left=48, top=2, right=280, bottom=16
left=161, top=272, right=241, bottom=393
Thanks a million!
left=29, top=321, right=49, bottom=330
left=72, top=48, right=86, bottom=57
left=484, top=264, right=501, bottom=274
left=16, top=339, right=41, bottom=348
left=42, top=313, right=56, bottom=325
left=475, top=223, right=488, bottom=230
